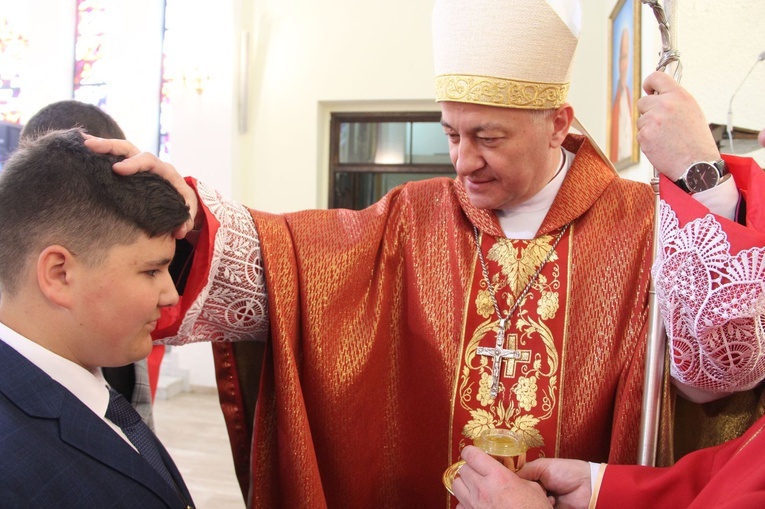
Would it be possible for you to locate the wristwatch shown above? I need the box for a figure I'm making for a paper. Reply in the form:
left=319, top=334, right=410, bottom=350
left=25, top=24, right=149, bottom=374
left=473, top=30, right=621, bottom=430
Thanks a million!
left=674, top=159, right=729, bottom=194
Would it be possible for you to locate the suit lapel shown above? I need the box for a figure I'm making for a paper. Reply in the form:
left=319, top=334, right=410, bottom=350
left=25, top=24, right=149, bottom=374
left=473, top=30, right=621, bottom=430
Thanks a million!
left=0, top=340, right=192, bottom=506
left=58, top=390, right=191, bottom=503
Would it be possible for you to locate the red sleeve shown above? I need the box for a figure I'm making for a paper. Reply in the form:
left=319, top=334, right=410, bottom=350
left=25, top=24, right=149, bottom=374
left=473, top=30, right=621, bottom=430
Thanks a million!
left=152, top=177, right=220, bottom=340
left=596, top=441, right=728, bottom=508
left=596, top=414, right=765, bottom=509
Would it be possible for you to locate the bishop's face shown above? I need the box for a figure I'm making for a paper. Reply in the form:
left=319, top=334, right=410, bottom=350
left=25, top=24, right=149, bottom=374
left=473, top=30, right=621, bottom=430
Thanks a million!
left=440, top=101, right=566, bottom=211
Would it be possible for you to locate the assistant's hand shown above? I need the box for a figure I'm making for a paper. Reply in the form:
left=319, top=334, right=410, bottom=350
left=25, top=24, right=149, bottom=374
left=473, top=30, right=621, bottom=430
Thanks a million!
left=452, top=446, right=553, bottom=509
left=84, top=136, right=200, bottom=239
left=637, top=70, right=720, bottom=181
left=516, top=458, right=592, bottom=509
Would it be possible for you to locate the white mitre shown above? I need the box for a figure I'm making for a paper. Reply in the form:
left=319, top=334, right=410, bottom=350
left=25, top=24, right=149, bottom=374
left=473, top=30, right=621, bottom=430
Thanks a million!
left=432, top=0, right=582, bottom=109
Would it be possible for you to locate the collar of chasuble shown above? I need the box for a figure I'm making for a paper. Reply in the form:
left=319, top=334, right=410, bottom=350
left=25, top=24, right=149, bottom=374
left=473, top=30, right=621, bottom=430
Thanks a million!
left=455, top=134, right=617, bottom=238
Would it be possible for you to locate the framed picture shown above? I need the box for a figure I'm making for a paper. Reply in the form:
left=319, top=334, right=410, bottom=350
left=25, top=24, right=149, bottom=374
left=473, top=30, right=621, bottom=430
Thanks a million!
left=608, top=0, right=641, bottom=170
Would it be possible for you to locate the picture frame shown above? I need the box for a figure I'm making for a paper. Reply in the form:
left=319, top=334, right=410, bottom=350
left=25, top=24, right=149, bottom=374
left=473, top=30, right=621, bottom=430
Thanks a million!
left=607, top=0, right=641, bottom=170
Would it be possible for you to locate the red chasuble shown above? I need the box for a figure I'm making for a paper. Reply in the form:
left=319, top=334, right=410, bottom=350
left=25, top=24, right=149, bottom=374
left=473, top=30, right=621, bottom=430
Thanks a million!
left=176, top=135, right=655, bottom=508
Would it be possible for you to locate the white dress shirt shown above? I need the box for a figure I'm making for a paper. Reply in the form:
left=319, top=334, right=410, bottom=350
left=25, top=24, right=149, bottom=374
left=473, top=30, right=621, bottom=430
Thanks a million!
left=0, top=320, right=137, bottom=449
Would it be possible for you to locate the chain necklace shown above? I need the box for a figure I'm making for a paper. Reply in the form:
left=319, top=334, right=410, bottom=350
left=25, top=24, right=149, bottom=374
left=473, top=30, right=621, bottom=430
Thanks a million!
left=472, top=223, right=570, bottom=398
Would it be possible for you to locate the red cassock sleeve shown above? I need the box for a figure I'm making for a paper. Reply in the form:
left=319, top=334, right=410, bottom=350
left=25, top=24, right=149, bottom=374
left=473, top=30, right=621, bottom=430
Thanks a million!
left=153, top=177, right=217, bottom=340
left=596, top=413, right=765, bottom=509
left=660, top=155, right=765, bottom=249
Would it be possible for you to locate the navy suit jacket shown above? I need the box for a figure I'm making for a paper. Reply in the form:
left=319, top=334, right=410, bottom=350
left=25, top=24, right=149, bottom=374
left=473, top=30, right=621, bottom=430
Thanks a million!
left=0, top=340, right=194, bottom=508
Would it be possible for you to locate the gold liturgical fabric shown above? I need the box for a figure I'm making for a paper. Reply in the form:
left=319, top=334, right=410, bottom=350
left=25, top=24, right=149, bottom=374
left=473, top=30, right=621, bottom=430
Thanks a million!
left=214, top=135, right=656, bottom=509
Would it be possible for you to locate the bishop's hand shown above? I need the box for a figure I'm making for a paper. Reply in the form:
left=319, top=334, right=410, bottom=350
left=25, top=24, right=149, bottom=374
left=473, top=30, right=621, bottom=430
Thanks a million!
left=452, top=446, right=553, bottom=509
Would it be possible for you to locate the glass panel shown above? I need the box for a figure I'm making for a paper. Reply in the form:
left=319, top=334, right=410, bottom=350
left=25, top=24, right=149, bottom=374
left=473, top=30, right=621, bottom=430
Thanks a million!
left=74, top=0, right=110, bottom=108
left=373, top=122, right=408, bottom=164
left=411, top=122, right=451, bottom=164
left=339, top=122, right=374, bottom=164
left=0, top=8, right=30, bottom=124
left=339, top=121, right=451, bottom=165
left=339, top=122, right=409, bottom=164
left=333, top=171, right=455, bottom=210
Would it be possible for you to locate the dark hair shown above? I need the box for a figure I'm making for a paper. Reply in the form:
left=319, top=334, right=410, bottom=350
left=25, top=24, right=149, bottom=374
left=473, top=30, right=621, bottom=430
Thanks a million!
left=20, top=100, right=126, bottom=141
left=0, top=129, right=189, bottom=294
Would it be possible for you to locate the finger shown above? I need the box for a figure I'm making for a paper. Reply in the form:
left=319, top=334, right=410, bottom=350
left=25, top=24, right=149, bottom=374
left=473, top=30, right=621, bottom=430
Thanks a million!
left=454, top=459, right=481, bottom=489
left=636, top=94, right=658, bottom=116
left=111, top=152, right=175, bottom=176
left=461, top=446, right=504, bottom=477
left=174, top=222, right=193, bottom=241
left=450, top=472, right=471, bottom=504
left=642, top=70, right=676, bottom=96
left=516, top=458, right=551, bottom=482
left=83, top=136, right=141, bottom=158
left=642, top=71, right=659, bottom=95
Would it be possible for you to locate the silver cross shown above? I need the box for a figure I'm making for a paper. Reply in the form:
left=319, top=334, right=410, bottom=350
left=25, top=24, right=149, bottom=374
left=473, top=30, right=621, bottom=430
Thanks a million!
left=477, top=318, right=522, bottom=399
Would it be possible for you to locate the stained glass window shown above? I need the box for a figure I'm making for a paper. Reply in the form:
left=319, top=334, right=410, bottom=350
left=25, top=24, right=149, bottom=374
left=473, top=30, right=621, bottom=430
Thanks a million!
left=0, top=8, right=29, bottom=124
left=73, top=0, right=110, bottom=108
left=158, top=0, right=174, bottom=161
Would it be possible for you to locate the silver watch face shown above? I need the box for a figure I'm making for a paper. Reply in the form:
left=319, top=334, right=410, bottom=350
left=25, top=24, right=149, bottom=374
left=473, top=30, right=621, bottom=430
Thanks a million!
left=685, top=162, right=719, bottom=193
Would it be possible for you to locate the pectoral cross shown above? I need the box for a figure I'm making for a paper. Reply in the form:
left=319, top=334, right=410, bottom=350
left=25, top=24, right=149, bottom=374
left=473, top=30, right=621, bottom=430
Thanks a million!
left=477, top=318, right=531, bottom=399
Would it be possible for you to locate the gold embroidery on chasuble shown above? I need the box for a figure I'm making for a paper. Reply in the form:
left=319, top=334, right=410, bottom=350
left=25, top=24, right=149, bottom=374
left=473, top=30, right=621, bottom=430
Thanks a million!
left=453, top=229, right=570, bottom=461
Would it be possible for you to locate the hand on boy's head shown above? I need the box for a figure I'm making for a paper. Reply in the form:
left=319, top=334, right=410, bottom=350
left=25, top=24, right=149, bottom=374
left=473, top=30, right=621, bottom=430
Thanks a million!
left=83, top=136, right=200, bottom=239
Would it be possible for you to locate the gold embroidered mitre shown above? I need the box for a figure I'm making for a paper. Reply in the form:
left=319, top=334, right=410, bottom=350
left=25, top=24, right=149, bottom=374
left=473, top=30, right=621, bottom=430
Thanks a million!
left=432, top=0, right=581, bottom=109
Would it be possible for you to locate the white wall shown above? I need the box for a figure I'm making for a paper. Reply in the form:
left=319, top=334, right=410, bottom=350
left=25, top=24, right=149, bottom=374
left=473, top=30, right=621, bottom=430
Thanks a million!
left=234, top=0, right=438, bottom=210
left=8, top=0, right=765, bottom=387
left=675, top=1, right=765, bottom=166
left=624, top=0, right=765, bottom=181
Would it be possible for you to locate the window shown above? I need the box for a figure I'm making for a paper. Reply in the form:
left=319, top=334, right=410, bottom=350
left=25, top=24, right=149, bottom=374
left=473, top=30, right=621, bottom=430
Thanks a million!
left=329, top=112, right=454, bottom=210
left=0, top=12, right=29, bottom=124
left=73, top=0, right=110, bottom=107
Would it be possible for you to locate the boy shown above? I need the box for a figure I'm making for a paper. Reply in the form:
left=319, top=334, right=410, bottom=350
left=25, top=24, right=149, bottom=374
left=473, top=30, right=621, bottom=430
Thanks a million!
left=0, top=129, right=194, bottom=508
left=20, top=99, right=154, bottom=427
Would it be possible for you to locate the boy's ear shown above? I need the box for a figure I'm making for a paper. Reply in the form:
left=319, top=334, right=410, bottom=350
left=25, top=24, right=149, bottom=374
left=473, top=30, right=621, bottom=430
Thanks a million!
left=37, top=245, right=76, bottom=308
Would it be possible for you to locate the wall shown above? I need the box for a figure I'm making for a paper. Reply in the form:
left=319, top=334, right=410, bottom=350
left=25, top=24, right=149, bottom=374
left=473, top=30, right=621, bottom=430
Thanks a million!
left=624, top=0, right=765, bottom=181
left=236, top=0, right=765, bottom=200
left=8, top=1, right=765, bottom=387
left=677, top=1, right=765, bottom=166
left=233, top=0, right=439, bottom=211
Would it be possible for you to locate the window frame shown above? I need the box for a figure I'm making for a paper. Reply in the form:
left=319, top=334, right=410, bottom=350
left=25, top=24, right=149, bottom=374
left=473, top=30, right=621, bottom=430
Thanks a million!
left=328, top=111, right=454, bottom=209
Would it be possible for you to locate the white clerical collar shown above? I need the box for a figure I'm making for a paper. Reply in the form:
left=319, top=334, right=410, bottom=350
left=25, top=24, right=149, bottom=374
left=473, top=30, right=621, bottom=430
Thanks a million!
left=0, top=320, right=110, bottom=418
left=495, top=147, right=573, bottom=239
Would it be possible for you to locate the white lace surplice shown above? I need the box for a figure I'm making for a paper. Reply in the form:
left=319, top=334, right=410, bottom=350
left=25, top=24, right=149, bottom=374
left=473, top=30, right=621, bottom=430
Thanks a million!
left=159, top=181, right=269, bottom=345
left=654, top=200, right=765, bottom=394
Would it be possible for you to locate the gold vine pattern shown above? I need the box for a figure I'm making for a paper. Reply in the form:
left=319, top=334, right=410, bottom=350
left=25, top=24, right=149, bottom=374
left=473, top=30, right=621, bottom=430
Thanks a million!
left=435, top=75, right=569, bottom=109
left=458, top=234, right=563, bottom=451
